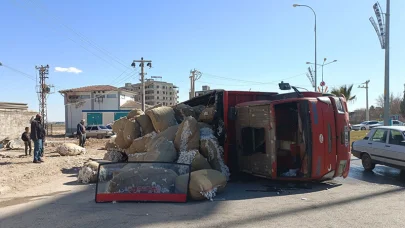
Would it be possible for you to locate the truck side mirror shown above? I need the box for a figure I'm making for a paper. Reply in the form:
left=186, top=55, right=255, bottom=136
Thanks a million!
left=228, top=107, right=237, bottom=120
left=279, top=81, right=291, bottom=90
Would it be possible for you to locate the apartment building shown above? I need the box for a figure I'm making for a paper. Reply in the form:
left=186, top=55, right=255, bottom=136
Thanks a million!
left=123, top=79, right=179, bottom=106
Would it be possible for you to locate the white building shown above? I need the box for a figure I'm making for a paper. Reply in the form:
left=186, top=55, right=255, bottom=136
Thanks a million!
left=59, top=85, right=137, bottom=135
left=123, top=79, right=179, bottom=106
left=195, top=85, right=214, bottom=97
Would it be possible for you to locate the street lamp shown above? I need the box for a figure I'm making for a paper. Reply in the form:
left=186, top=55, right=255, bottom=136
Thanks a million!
left=307, top=58, right=337, bottom=92
left=293, top=4, right=317, bottom=92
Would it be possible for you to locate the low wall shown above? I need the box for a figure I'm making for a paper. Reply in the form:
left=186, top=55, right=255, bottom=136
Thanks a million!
left=0, top=109, right=37, bottom=140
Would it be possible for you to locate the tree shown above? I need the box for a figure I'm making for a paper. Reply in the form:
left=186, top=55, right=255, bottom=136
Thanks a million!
left=401, top=91, right=405, bottom=118
left=331, top=84, right=356, bottom=103
left=375, top=93, right=402, bottom=116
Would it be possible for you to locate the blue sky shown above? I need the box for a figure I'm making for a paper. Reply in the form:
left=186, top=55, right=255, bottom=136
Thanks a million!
left=0, top=0, right=403, bottom=121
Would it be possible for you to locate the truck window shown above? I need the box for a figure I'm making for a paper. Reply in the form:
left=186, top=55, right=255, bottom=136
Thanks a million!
left=241, top=127, right=266, bottom=155
left=334, top=97, right=345, bottom=114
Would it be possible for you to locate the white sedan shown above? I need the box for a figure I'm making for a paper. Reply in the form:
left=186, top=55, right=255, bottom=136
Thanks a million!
left=369, top=120, right=405, bottom=129
left=351, top=120, right=380, bottom=131
left=352, top=126, right=405, bottom=172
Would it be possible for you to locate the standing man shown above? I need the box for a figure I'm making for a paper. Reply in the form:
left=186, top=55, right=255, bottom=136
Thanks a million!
left=31, top=114, right=45, bottom=163
left=77, top=119, right=86, bottom=148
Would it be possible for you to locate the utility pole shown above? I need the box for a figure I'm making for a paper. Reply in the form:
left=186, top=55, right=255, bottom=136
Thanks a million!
left=359, top=80, right=371, bottom=121
left=383, top=0, right=390, bottom=125
left=189, top=69, right=202, bottom=99
left=131, top=57, right=152, bottom=111
left=35, top=65, right=53, bottom=134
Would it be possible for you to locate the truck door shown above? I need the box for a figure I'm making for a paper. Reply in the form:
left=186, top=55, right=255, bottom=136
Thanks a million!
left=317, top=98, right=337, bottom=179
left=330, top=97, right=350, bottom=178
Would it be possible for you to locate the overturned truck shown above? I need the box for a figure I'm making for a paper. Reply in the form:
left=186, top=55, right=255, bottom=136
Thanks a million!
left=184, top=89, right=351, bottom=181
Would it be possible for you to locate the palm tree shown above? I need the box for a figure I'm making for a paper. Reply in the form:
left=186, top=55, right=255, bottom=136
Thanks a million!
left=330, top=84, right=356, bottom=103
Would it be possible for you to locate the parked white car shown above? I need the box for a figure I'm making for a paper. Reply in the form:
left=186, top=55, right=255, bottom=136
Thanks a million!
left=352, top=126, right=405, bottom=172
left=369, top=120, right=405, bottom=129
left=85, top=125, right=114, bottom=139
left=351, top=120, right=380, bottom=131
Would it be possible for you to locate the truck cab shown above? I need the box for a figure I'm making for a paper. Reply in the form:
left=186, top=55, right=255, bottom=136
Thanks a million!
left=235, top=92, right=350, bottom=180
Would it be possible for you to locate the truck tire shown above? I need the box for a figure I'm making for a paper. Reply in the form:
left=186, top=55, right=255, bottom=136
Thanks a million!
left=361, top=153, right=375, bottom=171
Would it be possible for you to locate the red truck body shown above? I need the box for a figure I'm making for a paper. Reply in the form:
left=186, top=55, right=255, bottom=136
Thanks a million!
left=184, top=90, right=351, bottom=181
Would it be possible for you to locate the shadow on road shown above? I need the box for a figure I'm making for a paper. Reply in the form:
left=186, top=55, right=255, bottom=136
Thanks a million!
left=0, top=179, right=403, bottom=227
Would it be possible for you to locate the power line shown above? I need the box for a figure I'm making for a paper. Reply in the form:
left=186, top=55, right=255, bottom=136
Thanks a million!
left=26, top=0, right=133, bottom=72
left=10, top=0, right=134, bottom=81
left=201, top=72, right=307, bottom=85
left=1, top=64, right=36, bottom=81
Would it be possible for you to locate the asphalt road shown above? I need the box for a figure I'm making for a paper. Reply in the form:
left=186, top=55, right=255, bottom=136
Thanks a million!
left=1, top=157, right=405, bottom=228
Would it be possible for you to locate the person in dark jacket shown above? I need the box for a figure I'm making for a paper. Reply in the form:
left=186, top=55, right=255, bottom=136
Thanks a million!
left=77, top=119, right=86, bottom=147
left=31, top=114, right=45, bottom=163
left=21, top=127, right=31, bottom=156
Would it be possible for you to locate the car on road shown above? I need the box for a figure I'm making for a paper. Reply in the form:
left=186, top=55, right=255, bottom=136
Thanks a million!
left=351, top=120, right=380, bottom=131
left=351, top=126, right=405, bottom=172
left=85, top=125, right=114, bottom=139
left=369, top=120, right=405, bottom=129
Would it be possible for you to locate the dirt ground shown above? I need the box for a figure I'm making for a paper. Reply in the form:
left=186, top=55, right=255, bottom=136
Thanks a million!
left=0, top=135, right=108, bottom=197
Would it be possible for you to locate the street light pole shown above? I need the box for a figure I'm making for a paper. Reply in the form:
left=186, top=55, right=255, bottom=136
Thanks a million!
left=383, top=0, right=391, bottom=126
left=306, top=58, right=337, bottom=92
left=294, top=4, right=317, bottom=92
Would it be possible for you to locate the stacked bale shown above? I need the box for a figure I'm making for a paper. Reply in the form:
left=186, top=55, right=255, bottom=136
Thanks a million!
left=84, top=106, right=230, bottom=201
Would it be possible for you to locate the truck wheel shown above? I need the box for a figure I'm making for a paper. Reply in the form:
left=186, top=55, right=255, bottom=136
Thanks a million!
left=361, top=127, right=366, bottom=130
left=97, top=134, right=104, bottom=139
left=361, top=153, right=375, bottom=171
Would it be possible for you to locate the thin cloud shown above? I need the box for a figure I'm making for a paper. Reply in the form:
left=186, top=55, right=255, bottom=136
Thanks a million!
left=54, top=67, right=83, bottom=74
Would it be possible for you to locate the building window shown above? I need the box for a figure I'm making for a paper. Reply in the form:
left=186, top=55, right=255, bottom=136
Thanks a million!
left=157, top=96, right=159, bottom=99
left=170, top=97, right=172, bottom=100
left=157, top=91, right=159, bottom=94
left=106, top=94, right=117, bottom=98
left=80, top=95, right=90, bottom=99
left=157, top=86, right=159, bottom=88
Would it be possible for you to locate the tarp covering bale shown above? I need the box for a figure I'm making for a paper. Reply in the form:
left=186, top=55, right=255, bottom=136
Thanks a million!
left=107, top=166, right=178, bottom=194
left=105, top=135, right=117, bottom=150
left=200, top=135, right=230, bottom=181
left=127, top=109, right=144, bottom=120
left=198, top=122, right=213, bottom=131
left=146, top=106, right=177, bottom=133
left=112, top=117, right=128, bottom=133
left=127, top=152, right=146, bottom=162
left=135, top=115, right=155, bottom=135
left=149, top=125, right=179, bottom=148
left=6, top=138, right=24, bottom=150
left=114, top=131, right=132, bottom=149
left=174, top=116, right=200, bottom=152
left=77, top=161, right=102, bottom=184
left=175, top=169, right=227, bottom=201
left=198, top=106, right=216, bottom=124
left=57, top=143, right=86, bottom=156
left=144, top=137, right=177, bottom=162
left=127, top=132, right=157, bottom=154
left=104, top=149, right=126, bottom=162
left=177, top=150, right=211, bottom=174
left=192, top=105, right=206, bottom=118
left=123, top=120, right=141, bottom=145
left=173, top=104, right=196, bottom=123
